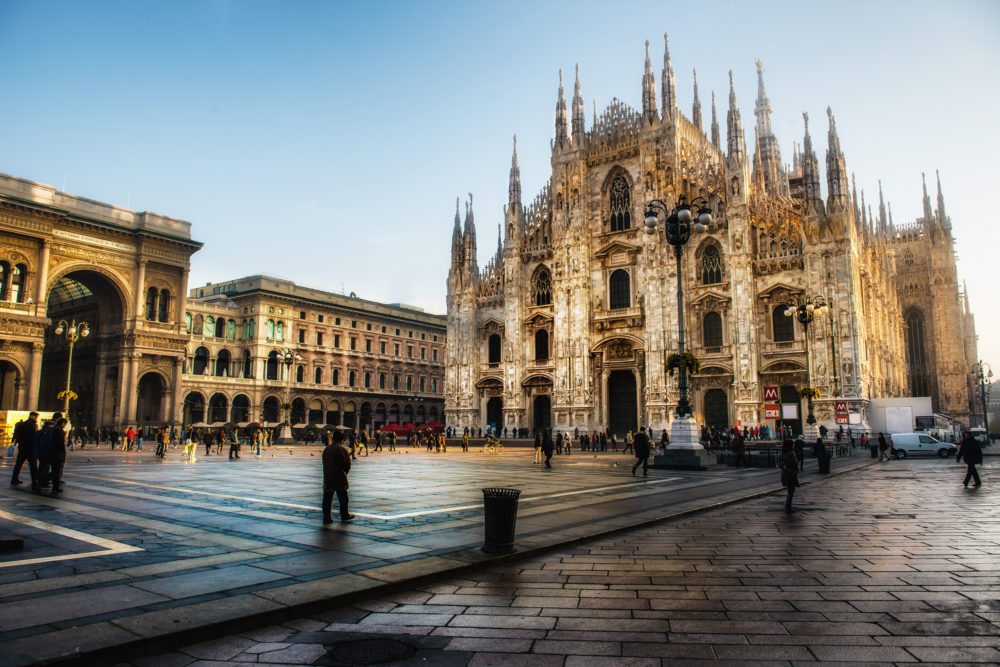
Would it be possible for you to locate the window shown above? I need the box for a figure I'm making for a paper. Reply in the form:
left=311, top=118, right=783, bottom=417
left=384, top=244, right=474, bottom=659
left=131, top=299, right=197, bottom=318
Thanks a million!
left=394, top=343, right=400, bottom=356
left=332, top=369, right=339, bottom=385
left=315, top=368, right=323, bottom=384
left=432, top=379, right=437, bottom=392
left=366, top=340, right=372, bottom=352
left=158, top=289, right=170, bottom=322
left=226, top=319, right=236, bottom=339
left=609, top=175, right=632, bottom=231
left=364, top=372, right=371, bottom=388
left=433, top=335, right=437, bottom=341
left=773, top=306, right=794, bottom=342
left=433, top=349, right=438, bottom=361
left=419, top=377, right=425, bottom=392
left=334, top=334, right=340, bottom=348
left=0, top=262, right=7, bottom=300
left=420, top=347, right=425, bottom=359
left=318, top=314, right=324, bottom=323
left=296, top=365, right=304, bottom=382
left=243, top=350, right=252, bottom=378
left=215, top=317, right=226, bottom=338
left=701, top=245, right=723, bottom=284
left=395, top=328, right=400, bottom=335
left=534, top=269, right=551, bottom=306
left=352, top=320, right=357, bottom=328
left=317, top=332, right=323, bottom=346
left=275, top=321, right=284, bottom=340
left=367, top=323, right=372, bottom=331
left=406, top=376, right=412, bottom=391
left=215, top=349, right=231, bottom=377
left=379, top=373, right=386, bottom=389
left=268, top=306, right=274, bottom=313
left=266, top=351, right=278, bottom=379
left=409, top=331, right=413, bottom=338
left=145, top=287, right=158, bottom=320
left=609, top=269, right=631, bottom=309
left=299, top=311, right=305, bottom=319
left=393, top=375, right=399, bottom=390
left=488, top=334, right=502, bottom=364
left=335, top=317, right=340, bottom=325
left=906, top=309, right=929, bottom=396
left=185, top=312, right=192, bottom=334
left=382, top=326, right=386, bottom=333
left=248, top=320, right=255, bottom=339
left=350, top=337, right=357, bottom=350
left=298, top=329, right=305, bottom=343
left=421, top=333, right=425, bottom=340
left=205, top=316, right=215, bottom=337
left=535, top=329, right=549, bottom=361
left=407, top=345, right=413, bottom=358
left=348, top=370, right=356, bottom=387
left=380, top=342, right=386, bottom=354
left=266, top=320, right=275, bottom=339
left=703, top=312, right=723, bottom=347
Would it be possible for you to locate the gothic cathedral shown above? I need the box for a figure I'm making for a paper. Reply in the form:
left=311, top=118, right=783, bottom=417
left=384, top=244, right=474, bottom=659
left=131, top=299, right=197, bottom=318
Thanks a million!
left=445, top=36, right=977, bottom=437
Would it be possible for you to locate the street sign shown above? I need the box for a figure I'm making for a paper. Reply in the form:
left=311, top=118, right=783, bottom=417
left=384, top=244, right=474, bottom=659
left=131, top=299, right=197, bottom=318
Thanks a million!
left=764, top=386, right=779, bottom=402
left=835, top=401, right=847, bottom=413
left=764, top=405, right=780, bottom=419
left=836, top=415, right=849, bottom=425
left=782, top=404, right=799, bottom=420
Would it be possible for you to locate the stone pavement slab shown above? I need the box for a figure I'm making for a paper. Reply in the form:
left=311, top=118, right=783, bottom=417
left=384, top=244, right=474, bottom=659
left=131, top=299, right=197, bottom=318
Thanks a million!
left=126, top=455, right=996, bottom=666
left=0, top=445, right=892, bottom=665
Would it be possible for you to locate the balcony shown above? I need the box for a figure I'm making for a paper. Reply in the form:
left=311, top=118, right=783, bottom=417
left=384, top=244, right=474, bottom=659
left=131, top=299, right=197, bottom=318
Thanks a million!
left=593, top=305, right=643, bottom=331
left=0, top=300, right=37, bottom=316
left=761, top=340, right=805, bottom=356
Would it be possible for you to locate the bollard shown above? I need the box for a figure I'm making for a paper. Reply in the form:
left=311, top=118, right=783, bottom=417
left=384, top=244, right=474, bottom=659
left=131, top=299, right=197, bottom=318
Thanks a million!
left=482, top=488, right=521, bottom=553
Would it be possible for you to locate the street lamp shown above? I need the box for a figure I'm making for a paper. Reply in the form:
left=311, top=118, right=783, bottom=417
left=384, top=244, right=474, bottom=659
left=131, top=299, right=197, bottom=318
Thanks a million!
left=276, top=348, right=302, bottom=444
left=644, top=194, right=711, bottom=458
left=53, top=319, right=90, bottom=415
left=783, top=295, right=828, bottom=437
left=975, top=360, right=992, bottom=435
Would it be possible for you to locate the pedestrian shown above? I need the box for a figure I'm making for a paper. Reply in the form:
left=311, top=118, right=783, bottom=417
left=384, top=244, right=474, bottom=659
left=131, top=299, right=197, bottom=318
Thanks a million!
left=632, top=426, right=650, bottom=476
left=877, top=432, right=889, bottom=462
left=555, top=430, right=564, bottom=454
left=542, top=429, right=554, bottom=468
left=216, top=430, right=224, bottom=455
left=533, top=432, right=542, bottom=465
left=660, top=429, right=669, bottom=450
left=125, top=425, right=135, bottom=451
left=322, top=430, right=355, bottom=523
left=956, top=431, right=983, bottom=487
left=10, top=411, right=39, bottom=491
left=623, top=429, right=634, bottom=455
left=734, top=433, right=748, bottom=467
left=228, top=429, right=240, bottom=459
left=794, top=435, right=805, bottom=470
left=778, top=438, right=799, bottom=513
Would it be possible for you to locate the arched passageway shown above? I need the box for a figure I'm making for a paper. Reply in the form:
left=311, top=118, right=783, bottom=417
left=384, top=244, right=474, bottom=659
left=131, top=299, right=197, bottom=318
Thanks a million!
left=136, top=372, right=166, bottom=425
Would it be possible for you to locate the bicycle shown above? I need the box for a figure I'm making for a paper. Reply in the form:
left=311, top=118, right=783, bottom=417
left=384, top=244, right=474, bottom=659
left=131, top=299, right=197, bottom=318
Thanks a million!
left=482, top=436, right=504, bottom=455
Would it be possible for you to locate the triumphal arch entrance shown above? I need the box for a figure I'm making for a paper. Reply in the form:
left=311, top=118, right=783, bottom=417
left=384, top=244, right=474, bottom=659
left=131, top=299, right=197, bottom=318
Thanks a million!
left=0, top=174, right=201, bottom=428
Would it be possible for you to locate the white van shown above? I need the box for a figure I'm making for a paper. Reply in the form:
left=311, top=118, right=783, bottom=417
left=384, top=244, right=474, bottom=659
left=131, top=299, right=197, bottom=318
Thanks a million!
left=889, top=432, right=957, bottom=459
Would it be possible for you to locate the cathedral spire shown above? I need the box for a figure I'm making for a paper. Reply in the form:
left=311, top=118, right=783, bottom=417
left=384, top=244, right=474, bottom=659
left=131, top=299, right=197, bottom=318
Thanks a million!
left=554, top=69, right=569, bottom=148
left=754, top=58, right=773, bottom=137
left=801, top=111, right=821, bottom=203
left=463, top=193, right=478, bottom=278
left=921, top=172, right=934, bottom=222
left=691, top=69, right=702, bottom=131
left=935, top=169, right=948, bottom=225
left=661, top=33, right=675, bottom=119
left=852, top=173, right=861, bottom=227
left=825, top=106, right=849, bottom=201
left=878, top=180, right=887, bottom=230
left=572, top=64, right=586, bottom=141
left=710, top=91, right=721, bottom=150
left=451, top=196, right=463, bottom=262
left=752, top=59, right=787, bottom=196
left=641, top=40, right=657, bottom=123
left=496, top=222, right=503, bottom=259
left=726, top=70, right=746, bottom=162
left=508, top=134, right=521, bottom=207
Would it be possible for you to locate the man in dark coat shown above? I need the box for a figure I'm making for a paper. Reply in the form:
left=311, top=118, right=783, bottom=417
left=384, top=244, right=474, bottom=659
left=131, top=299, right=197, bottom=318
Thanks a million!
left=541, top=429, right=554, bottom=468
left=956, top=431, right=983, bottom=487
left=632, top=426, right=651, bottom=476
left=10, top=411, right=39, bottom=490
left=322, top=429, right=355, bottom=523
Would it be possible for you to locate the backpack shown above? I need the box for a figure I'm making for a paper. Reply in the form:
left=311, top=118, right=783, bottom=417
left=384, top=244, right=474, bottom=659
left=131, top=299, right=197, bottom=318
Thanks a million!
left=34, top=425, right=54, bottom=458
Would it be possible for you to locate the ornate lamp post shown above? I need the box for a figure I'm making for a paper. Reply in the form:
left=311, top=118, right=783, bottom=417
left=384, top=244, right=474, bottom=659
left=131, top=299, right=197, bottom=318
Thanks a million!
left=53, top=319, right=90, bottom=415
left=276, top=348, right=302, bottom=444
left=644, top=194, right=711, bottom=460
left=975, top=360, right=992, bottom=435
left=783, top=295, right=828, bottom=438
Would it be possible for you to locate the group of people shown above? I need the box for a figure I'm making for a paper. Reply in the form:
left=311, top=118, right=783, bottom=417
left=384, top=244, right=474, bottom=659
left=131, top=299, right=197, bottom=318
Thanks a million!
left=9, top=411, right=69, bottom=495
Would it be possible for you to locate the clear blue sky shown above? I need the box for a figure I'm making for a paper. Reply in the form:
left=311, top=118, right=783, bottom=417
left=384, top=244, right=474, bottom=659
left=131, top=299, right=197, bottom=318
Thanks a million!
left=2, top=0, right=998, bottom=371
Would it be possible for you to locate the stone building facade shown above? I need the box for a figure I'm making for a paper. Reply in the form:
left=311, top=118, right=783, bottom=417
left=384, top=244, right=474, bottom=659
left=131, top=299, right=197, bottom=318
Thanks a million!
left=0, top=173, right=200, bottom=425
left=181, top=276, right=445, bottom=432
left=445, top=38, right=978, bottom=436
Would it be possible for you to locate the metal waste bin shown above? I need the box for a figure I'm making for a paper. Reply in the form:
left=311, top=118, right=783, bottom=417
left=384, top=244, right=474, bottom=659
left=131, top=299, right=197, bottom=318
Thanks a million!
left=870, top=444, right=878, bottom=458
left=817, top=451, right=831, bottom=474
left=482, top=487, right=521, bottom=553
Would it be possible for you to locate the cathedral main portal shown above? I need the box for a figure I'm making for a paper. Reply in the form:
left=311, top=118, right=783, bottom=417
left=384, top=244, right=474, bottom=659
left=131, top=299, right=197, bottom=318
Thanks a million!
left=608, top=370, right=638, bottom=437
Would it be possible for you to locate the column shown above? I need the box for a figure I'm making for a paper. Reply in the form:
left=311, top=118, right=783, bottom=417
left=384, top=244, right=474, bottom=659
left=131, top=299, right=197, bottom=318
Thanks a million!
left=35, top=240, right=50, bottom=314
left=118, top=353, right=138, bottom=424
left=26, top=342, right=44, bottom=411
left=175, top=268, right=189, bottom=334
left=133, top=258, right=147, bottom=324
left=171, top=357, right=184, bottom=425
left=93, top=347, right=108, bottom=426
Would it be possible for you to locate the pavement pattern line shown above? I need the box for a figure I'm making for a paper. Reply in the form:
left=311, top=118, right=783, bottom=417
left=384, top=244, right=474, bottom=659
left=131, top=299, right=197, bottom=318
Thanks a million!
left=69, top=472, right=685, bottom=520
left=0, top=508, right=143, bottom=569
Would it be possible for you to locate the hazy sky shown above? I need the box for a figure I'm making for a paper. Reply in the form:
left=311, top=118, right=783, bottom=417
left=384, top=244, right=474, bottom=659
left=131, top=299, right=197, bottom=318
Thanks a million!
left=2, top=1, right=998, bottom=372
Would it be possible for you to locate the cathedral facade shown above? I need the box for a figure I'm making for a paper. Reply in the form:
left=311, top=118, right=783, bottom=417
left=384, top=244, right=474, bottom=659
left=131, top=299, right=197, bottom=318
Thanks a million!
left=445, top=37, right=978, bottom=437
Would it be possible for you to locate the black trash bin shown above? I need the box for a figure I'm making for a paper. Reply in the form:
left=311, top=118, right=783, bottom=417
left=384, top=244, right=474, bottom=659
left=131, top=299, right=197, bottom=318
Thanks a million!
left=818, top=452, right=831, bottom=474
left=482, top=487, right=521, bottom=553
left=870, top=444, right=878, bottom=458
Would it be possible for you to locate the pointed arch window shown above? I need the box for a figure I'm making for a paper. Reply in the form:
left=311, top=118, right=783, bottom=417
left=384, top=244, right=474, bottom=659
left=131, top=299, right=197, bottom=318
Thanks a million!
left=488, top=334, right=502, bottom=364
left=158, top=289, right=170, bottom=322
left=534, top=269, right=551, bottom=306
left=700, top=245, right=723, bottom=284
left=609, top=269, right=631, bottom=310
left=145, top=287, right=158, bottom=320
left=609, top=175, right=631, bottom=231
left=535, top=329, right=549, bottom=361
left=906, top=309, right=929, bottom=396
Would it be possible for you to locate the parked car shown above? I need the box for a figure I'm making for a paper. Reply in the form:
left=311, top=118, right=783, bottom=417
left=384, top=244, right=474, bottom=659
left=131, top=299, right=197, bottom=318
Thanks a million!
left=889, top=432, right=957, bottom=459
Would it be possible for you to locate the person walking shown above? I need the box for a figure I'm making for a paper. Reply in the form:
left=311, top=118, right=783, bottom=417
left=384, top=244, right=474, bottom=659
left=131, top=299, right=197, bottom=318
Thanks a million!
left=322, top=430, right=355, bottom=523
left=623, top=429, right=634, bottom=455
left=228, top=429, right=240, bottom=459
left=542, top=429, right=554, bottom=468
left=778, top=438, right=800, bottom=513
left=956, top=431, right=983, bottom=487
left=36, top=414, right=67, bottom=495
left=533, top=432, right=542, bottom=465
left=10, top=411, right=39, bottom=491
left=877, top=432, right=889, bottom=462
left=632, top=426, right=650, bottom=476
left=794, top=435, right=805, bottom=470
left=733, top=433, right=748, bottom=467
